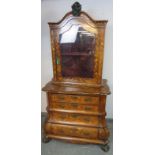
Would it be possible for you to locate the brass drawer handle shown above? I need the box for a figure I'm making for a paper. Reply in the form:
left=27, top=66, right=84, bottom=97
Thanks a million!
left=71, top=96, right=78, bottom=100
left=83, top=132, right=90, bottom=136
left=71, top=114, right=78, bottom=118
left=71, top=102, right=78, bottom=108
left=84, top=98, right=92, bottom=102
left=84, top=106, right=92, bottom=111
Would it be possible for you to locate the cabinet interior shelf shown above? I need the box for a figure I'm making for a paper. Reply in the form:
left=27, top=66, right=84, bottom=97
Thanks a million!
left=61, top=52, right=93, bottom=56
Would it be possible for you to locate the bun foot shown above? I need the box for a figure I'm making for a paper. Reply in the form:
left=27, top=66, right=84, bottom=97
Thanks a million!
left=42, top=136, right=50, bottom=143
left=100, top=144, right=110, bottom=152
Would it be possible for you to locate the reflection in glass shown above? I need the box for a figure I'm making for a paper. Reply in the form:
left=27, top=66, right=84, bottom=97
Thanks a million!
left=59, top=25, right=96, bottom=78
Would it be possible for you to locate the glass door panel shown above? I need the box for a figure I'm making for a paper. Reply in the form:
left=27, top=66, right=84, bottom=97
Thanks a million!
left=59, top=25, right=96, bottom=78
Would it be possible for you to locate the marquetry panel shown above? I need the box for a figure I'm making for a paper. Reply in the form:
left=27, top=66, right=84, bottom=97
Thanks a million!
left=51, top=94, right=99, bottom=104
left=45, top=123, right=98, bottom=139
left=49, top=112, right=99, bottom=127
left=50, top=102, right=99, bottom=113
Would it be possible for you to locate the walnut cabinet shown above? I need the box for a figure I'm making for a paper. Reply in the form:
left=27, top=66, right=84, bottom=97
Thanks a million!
left=42, top=2, right=111, bottom=152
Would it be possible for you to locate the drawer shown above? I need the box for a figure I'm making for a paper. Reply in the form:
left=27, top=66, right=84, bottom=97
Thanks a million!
left=45, top=123, right=98, bottom=139
left=51, top=94, right=99, bottom=104
left=81, top=96, right=99, bottom=104
left=51, top=102, right=99, bottom=113
left=51, top=94, right=68, bottom=102
left=49, top=112, right=99, bottom=127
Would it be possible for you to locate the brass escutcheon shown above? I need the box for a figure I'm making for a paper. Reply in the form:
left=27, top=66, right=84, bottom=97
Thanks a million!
left=84, top=98, right=92, bottom=102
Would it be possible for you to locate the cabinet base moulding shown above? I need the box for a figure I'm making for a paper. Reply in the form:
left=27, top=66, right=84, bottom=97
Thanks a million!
left=44, top=134, right=109, bottom=145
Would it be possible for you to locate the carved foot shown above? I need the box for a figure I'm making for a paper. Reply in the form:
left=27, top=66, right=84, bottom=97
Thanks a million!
left=100, top=144, right=110, bottom=152
left=42, top=136, right=51, bottom=143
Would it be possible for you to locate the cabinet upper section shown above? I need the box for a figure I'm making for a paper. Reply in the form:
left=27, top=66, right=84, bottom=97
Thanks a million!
left=48, top=2, right=108, bottom=87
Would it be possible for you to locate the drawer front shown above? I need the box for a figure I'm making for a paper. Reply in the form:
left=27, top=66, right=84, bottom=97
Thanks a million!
left=51, top=94, right=99, bottom=104
left=51, top=102, right=99, bottom=113
left=50, top=112, right=99, bottom=126
left=51, top=94, right=68, bottom=102
left=45, top=123, right=98, bottom=139
left=81, top=96, right=99, bottom=104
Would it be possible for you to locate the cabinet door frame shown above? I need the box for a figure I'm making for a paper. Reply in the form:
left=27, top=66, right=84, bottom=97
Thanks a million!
left=49, top=12, right=107, bottom=86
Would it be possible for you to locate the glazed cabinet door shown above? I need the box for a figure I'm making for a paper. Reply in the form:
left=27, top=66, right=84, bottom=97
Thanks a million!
left=49, top=13, right=107, bottom=85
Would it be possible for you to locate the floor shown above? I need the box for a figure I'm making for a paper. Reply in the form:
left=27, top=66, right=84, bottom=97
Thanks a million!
left=41, top=114, right=113, bottom=155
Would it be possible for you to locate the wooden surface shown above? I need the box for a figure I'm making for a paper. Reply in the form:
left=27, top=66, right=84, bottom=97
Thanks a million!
left=42, top=79, right=110, bottom=95
left=46, top=134, right=109, bottom=145
left=43, top=80, right=110, bottom=145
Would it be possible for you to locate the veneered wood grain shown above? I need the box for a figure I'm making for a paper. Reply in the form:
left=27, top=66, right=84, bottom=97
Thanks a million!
left=46, top=134, right=108, bottom=145
left=42, top=79, right=110, bottom=95
left=45, top=123, right=98, bottom=139
left=49, top=111, right=99, bottom=127
left=51, top=94, right=99, bottom=104
left=50, top=102, right=99, bottom=113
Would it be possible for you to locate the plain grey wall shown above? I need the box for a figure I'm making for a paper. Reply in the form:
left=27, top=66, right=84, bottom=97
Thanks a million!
left=41, top=0, right=113, bottom=118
